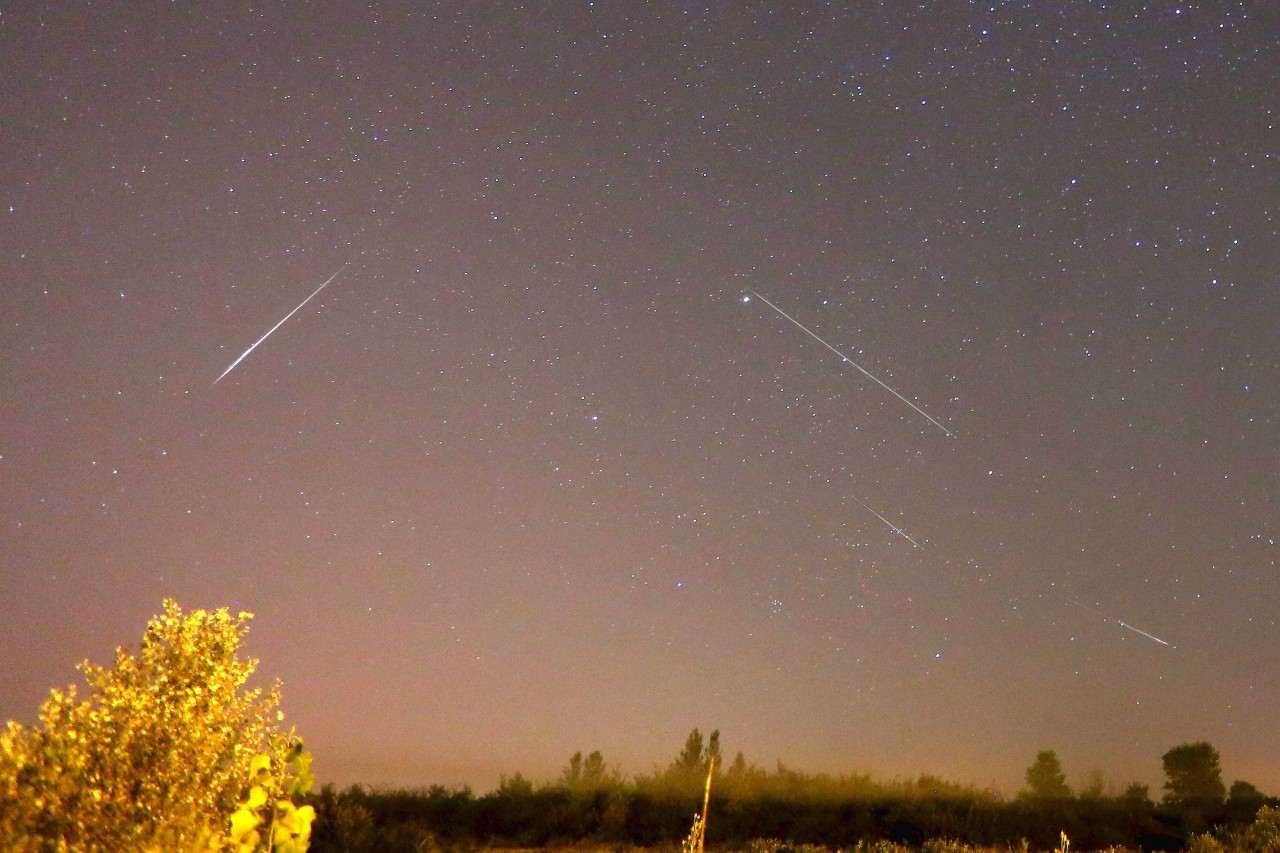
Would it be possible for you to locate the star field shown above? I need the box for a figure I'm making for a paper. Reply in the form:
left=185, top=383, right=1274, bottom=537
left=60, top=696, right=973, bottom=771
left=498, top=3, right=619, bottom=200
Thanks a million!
left=1, top=2, right=1277, bottom=795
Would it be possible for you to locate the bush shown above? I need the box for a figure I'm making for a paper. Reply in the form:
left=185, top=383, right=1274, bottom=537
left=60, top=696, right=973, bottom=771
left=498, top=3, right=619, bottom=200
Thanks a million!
left=1209, top=805, right=1280, bottom=853
left=0, top=599, right=311, bottom=852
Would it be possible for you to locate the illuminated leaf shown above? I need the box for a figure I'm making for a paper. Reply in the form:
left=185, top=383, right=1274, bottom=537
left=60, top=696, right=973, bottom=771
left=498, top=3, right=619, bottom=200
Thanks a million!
left=229, top=806, right=261, bottom=841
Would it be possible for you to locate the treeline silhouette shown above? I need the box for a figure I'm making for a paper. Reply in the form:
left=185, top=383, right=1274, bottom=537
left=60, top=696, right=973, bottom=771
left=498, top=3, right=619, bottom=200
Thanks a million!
left=307, top=732, right=1276, bottom=853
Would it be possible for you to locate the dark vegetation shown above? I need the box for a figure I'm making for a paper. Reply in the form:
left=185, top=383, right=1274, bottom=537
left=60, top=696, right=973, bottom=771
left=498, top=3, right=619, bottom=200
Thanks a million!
left=9, top=603, right=1271, bottom=853
left=308, top=732, right=1278, bottom=853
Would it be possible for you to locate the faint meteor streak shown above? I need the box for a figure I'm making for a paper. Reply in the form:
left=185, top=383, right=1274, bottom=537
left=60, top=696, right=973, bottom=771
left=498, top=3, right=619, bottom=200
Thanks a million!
left=213, top=265, right=347, bottom=385
left=853, top=497, right=921, bottom=547
left=1068, top=600, right=1173, bottom=647
left=745, top=289, right=953, bottom=437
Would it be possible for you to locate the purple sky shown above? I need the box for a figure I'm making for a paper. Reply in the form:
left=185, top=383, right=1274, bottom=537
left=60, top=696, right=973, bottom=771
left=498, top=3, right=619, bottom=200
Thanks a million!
left=1, top=2, right=1276, bottom=796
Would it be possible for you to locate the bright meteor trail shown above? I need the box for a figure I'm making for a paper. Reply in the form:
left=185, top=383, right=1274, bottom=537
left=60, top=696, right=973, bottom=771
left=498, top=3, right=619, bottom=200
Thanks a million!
left=213, top=265, right=347, bottom=385
left=1068, top=600, right=1174, bottom=648
left=745, top=290, right=953, bottom=437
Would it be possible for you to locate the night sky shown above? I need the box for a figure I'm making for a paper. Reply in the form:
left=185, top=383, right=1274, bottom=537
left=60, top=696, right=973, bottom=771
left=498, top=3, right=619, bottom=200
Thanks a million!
left=2, top=2, right=1277, bottom=797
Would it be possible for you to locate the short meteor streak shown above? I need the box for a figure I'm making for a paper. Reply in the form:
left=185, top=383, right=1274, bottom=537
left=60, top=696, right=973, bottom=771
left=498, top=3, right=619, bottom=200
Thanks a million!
left=1069, top=600, right=1173, bottom=647
left=853, top=497, right=921, bottom=547
left=745, top=290, right=953, bottom=437
left=213, top=265, right=347, bottom=385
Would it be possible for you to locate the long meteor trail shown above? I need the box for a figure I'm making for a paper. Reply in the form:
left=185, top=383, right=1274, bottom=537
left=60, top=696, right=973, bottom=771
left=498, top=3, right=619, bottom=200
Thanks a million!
left=746, top=289, right=953, bottom=437
left=1068, top=600, right=1173, bottom=648
left=853, top=497, right=921, bottom=547
left=213, top=265, right=347, bottom=385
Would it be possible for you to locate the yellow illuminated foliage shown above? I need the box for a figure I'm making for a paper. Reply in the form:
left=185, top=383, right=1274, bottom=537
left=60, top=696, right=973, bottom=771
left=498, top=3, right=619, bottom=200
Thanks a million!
left=0, top=600, right=312, bottom=853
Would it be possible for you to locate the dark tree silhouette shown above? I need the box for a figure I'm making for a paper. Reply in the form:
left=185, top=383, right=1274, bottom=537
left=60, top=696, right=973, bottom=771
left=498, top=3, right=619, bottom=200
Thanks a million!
left=1120, top=782, right=1153, bottom=806
left=673, top=729, right=705, bottom=774
left=1023, top=750, right=1071, bottom=799
left=1161, top=742, right=1226, bottom=807
left=660, top=728, right=723, bottom=793
left=1226, top=779, right=1266, bottom=823
left=562, top=749, right=610, bottom=789
left=582, top=750, right=608, bottom=786
left=563, top=751, right=585, bottom=787
left=1161, top=741, right=1227, bottom=835
left=705, top=730, right=722, bottom=777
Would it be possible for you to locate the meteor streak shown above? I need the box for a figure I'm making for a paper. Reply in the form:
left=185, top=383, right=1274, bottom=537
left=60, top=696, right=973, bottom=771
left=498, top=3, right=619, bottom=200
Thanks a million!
left=1068, top=600, right=1173, bottom=647
left=746, top=289, right=953, bottom=437
left=853, top=497, right=921, bottom=547
left=213, top=265, right=347, bottom=385
left=1115, top=620, right=1172, bottom=647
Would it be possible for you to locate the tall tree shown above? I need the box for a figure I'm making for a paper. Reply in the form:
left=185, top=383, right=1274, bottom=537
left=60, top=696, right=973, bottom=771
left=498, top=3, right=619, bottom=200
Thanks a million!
left=1023, top=749, right=1071, bottom=799
left=582, top=750, right=608, bottom=786
left=561, top=751, right=584, bottom=787
left=705, top=730, right=722, bottom=777
left=673, top=729, right=705, bottom=774
left=666, top=728, right=721, bottom=789
left=1161, top=741, right=1227, bottom=835
left=562, top=750, right=610, bottom=788
left=1161, top=741, right=1227, bottom=807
